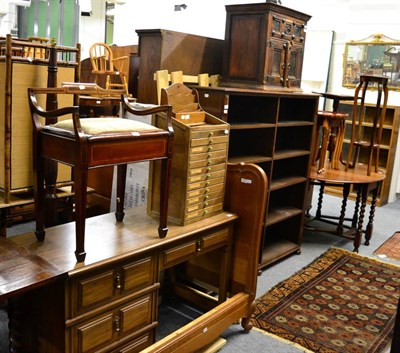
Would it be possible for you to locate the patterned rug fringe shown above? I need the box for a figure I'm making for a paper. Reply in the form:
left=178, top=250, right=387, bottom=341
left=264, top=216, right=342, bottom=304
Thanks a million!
left=252, top=327, right=315, bottom=353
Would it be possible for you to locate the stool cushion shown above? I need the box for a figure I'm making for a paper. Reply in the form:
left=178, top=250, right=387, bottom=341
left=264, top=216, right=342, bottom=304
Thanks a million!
left=52, top=117, right=161, bottom=135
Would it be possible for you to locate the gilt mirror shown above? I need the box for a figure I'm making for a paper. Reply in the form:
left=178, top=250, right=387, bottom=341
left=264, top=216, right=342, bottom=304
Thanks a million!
left=342, top=34, right=400, bottom=91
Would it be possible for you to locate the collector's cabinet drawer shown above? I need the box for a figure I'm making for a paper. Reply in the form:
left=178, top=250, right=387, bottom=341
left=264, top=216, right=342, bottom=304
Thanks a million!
left=68, top=255, right=157, bottom=317
left=160, top=226, right=231, bottom=269
left=69, top=292, right=157, bottom=353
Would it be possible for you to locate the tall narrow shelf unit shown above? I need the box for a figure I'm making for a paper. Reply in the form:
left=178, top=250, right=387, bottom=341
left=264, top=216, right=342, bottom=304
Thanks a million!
left=196, top=86, right=318, bottom=270
left=325, top=101, right=400, bottom=206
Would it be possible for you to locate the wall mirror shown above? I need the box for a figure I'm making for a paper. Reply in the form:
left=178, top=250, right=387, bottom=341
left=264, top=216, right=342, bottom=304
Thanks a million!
left=342, top=34, right=400, bottom=91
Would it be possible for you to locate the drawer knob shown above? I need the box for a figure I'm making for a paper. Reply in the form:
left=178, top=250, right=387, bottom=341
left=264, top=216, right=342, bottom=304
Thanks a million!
left=209, top=132, right=214, bottom=137
left=113, top=316, right=120, bottom=332
left=115, top=273, right=122, bottom=289
left=196, top=239, right=202, bottom=252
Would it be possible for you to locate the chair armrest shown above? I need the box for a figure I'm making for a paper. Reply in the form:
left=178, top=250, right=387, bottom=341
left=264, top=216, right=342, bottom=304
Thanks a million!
left=112, top=55, right=129, bottom=73
left=121, top=95, right=174, bottom=134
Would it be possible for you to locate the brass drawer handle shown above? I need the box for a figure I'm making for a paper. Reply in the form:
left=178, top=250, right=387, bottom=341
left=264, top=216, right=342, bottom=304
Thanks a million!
left=115, top=272, right=122, bottom=289
left=113, top=316, right=120, bottom=332
left=196, top=239, right=202, bottom=252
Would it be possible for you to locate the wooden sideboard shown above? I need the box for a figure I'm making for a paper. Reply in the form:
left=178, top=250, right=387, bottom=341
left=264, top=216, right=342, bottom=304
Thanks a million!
left=3, top=208, right=237, bottom=352
left=1, top=157, right=269, bottom=353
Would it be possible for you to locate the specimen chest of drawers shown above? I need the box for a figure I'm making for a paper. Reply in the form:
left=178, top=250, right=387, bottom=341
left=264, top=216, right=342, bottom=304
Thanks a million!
left=149, top=112, right=230, bottom=225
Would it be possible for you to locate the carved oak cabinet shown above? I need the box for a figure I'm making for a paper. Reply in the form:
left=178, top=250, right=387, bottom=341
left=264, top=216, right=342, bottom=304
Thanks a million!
left=222, top=2, right=311, bottom=91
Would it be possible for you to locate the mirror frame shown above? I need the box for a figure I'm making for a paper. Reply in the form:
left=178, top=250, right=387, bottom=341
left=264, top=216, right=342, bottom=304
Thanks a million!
left=342, top=34, right=400, bottom=91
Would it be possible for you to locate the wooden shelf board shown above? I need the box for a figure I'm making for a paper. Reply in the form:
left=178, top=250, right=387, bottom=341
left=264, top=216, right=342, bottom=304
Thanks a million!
left=266, top=206, right=303, bottom=226
left=259, top=240, right=300, bottom=269
left=228, top=155, right=272, bottom=164
left=270, top=176, right=307, bottom=191
left=277, top=120, right=314, bottom=127
left=229, top=122, right=275, bottom=129
left=273, top=149, right=310, bottom=160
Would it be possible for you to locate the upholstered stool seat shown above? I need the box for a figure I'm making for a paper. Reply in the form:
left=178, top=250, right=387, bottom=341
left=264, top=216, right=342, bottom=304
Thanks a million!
left=49, top=116, right=161, bottom=135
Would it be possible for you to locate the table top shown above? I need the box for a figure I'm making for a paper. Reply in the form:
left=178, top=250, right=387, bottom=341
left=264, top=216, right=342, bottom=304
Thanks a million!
left=0, top=207, right=237, bottom=301
left=312, top=91, right=354, bottom=101
left=309, top=164, right=386, bottom=184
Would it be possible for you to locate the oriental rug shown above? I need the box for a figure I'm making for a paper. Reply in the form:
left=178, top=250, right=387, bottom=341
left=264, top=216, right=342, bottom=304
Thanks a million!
left=373, top=232, right=400, bottom=262
left=251, top=247, right=400, bottom=353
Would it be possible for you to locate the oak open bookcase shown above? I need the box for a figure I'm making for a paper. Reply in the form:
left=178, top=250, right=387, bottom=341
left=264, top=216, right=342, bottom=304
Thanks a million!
left=196, top=86, right=318, bottom=271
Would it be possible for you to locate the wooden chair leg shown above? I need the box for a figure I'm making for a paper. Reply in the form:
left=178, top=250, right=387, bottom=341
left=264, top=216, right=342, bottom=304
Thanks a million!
left=158, top=157, right=171, bottom=238
left=74, top=167, right=88, bottom=262
left=115, top=165, right=127, bottom=222
left=318, top=118, right=330, bottom=173
left=44, top=158, right=58, bottom=227
left=34, top=154, right=46, bottom=241
left=311, top=120, right=322, bottom=166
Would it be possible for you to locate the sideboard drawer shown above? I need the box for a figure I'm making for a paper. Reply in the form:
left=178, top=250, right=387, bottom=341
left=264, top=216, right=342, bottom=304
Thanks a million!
left=160, top=227, right=231, bottom=269
left=70, top=293, right=156, bottom=353
left=114, top=331, right=154, bottom=353
left=69, top=255, right=156, bottom=317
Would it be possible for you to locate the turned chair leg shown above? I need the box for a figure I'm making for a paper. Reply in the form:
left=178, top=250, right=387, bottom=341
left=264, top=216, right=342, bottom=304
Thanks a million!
left=115, top=165, right=127, bottom=222
left=318, top=118, right=330, bottom=173
left=34, top=155, right=46, bottom=241
left=158, top=157, right=172, bottom=239
left=74, top=166, right=88, bottom=262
